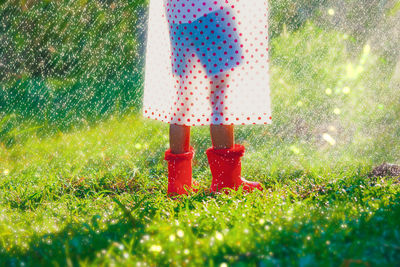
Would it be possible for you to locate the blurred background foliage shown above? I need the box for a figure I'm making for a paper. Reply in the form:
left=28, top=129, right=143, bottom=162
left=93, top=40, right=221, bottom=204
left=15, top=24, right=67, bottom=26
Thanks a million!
left=0, top=0, right=399, bottom=148
left=0, top=0, right=148, bottom=145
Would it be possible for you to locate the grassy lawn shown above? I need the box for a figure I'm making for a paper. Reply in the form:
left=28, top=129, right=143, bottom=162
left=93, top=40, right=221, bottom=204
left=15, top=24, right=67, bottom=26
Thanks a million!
left=0, top=114, right=399, bottom=266
left=1, top=23, right=399, bottom=266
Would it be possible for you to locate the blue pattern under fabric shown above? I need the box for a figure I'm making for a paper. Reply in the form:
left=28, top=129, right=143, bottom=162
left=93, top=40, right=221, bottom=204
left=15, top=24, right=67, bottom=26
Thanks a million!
left=168, top=7, right=244, bottom=77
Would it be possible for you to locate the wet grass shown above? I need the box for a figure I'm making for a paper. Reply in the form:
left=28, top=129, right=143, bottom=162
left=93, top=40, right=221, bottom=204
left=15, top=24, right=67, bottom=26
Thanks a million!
left=1, top=23, right=400, bottom=266
left=0, top=115, right=399, bottom=266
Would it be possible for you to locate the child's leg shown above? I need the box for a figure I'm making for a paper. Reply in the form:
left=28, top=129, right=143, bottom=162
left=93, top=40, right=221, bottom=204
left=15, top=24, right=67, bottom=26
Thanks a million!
left=210, top=125, right=234, bottom=149
left=209, top=74, right=234, bottom=149
left=169, top=124, right=191, bottom=154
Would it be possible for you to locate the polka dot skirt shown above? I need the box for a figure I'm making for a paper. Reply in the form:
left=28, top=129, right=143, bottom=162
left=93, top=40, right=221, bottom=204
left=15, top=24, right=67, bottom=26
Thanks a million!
left=143, top=0, right=272, bottom=126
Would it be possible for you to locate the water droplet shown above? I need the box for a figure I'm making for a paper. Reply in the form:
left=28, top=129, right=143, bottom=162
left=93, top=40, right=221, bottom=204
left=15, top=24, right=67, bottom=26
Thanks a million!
left=342, top=87, right=350, bottom=94
left=333, top=108, right=341, bottom=115
left=149, top=245, right=162, bottom=252
left=169, top=234, right=176, bottom=241
left=135, top=143, right=142, bottom=149
left=289, top=145, right=300, bottom=154
left=215, top=231, right=223, bottom=241
left=177, top=229, right=184, bottom=237
left=322, top=133, right=336, bottom=146
left=325, top=88, right=332, bottom=95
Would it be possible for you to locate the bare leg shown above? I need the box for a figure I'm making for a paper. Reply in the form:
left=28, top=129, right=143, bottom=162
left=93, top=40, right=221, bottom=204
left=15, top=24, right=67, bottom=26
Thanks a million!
left=210, top=124, right=234, bottom=149
left=209, top=73, right=234, bottom=149
left=169, top=124, right=191, bottom=154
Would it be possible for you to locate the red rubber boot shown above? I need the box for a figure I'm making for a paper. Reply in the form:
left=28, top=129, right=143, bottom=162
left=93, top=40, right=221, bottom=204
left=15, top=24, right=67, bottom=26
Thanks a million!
left=164, top=146, right=198, bottom=196
left=206, top=144, right=263, bottom=193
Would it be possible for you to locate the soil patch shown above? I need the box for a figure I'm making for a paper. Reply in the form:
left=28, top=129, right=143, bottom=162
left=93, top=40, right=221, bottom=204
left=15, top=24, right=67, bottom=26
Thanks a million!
left=370, top=163, right=400, bottom=179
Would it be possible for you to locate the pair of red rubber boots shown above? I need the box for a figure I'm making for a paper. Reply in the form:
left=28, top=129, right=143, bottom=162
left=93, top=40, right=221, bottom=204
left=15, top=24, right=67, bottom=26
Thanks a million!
left=164, top=144, right=263, bottom=196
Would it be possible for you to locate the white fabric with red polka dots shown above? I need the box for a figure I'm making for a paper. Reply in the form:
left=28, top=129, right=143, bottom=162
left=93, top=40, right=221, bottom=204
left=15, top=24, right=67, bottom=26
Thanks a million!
left=165, top=0, right=223, bottom=24
left=143, top=0, right=272, bottom=126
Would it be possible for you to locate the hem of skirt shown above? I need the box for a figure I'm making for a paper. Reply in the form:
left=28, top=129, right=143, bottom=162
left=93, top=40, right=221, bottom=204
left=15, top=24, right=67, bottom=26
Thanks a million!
left=141, top=112, right=272, bottom=126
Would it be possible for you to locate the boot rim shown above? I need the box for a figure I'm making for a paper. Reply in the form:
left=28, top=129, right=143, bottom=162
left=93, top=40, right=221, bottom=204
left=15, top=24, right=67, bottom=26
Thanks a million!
left=205, top=144, right=245, bottom=157
left=165, top=146, right=195, bottom=160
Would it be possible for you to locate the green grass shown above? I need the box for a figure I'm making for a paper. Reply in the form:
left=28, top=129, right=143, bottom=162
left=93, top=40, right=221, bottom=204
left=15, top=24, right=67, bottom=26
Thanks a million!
left=0, top=114, right=399, bottom=266
left=1, top=23, right=400, bottom=266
